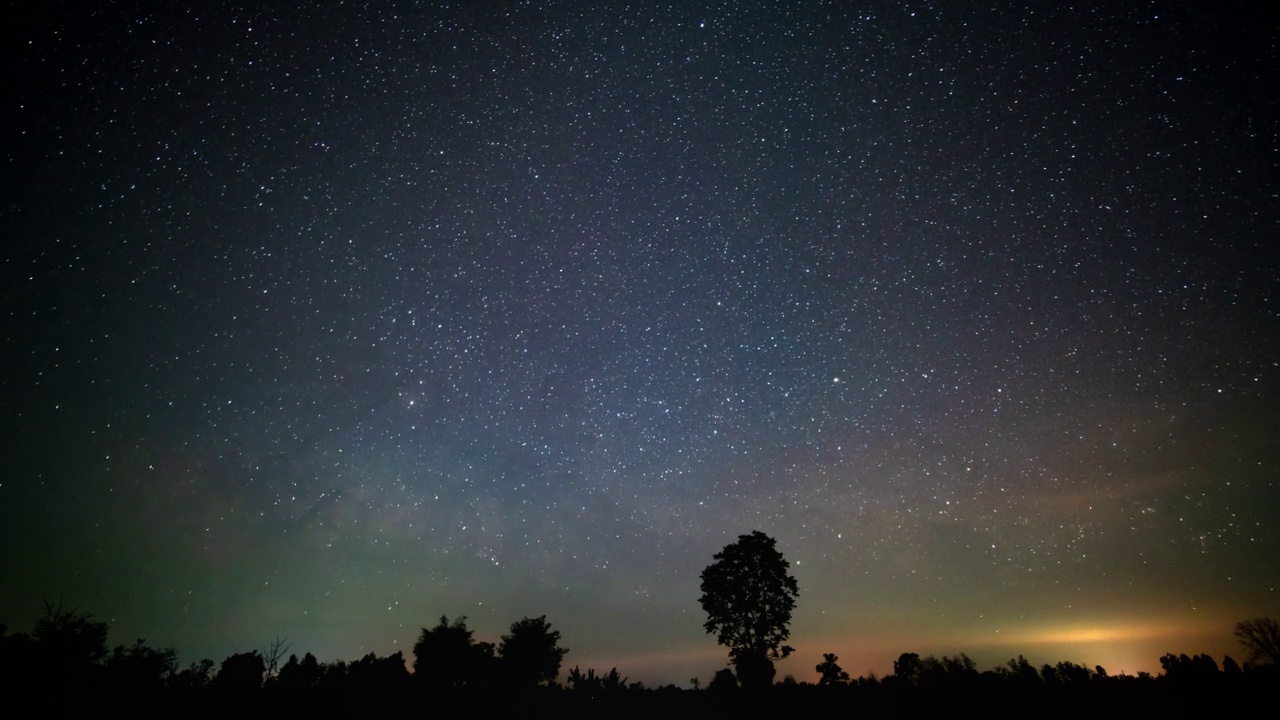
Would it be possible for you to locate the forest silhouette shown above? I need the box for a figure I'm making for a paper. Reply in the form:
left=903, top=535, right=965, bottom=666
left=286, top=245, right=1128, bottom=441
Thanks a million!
left=2, top=604, right=1275, bottom=715
left=3, top=538, right=1277, bottom=714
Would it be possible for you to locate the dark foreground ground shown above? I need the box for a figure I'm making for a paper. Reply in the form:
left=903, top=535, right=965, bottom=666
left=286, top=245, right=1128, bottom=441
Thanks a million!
left=16, top=672, right=1277, bottom=719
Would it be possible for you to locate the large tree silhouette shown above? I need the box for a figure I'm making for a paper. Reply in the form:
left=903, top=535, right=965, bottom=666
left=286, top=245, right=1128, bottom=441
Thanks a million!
left=1234, top=617, right=1280, bottom=666
left=32, top=598, right=108, bottom=689
left=498, top=615, right=567, bottom=688
left=213, top=650, right=265, bottom=693
left=698, top=531, right=799, bottom=690
left=413, top=615, right=494, bottom=690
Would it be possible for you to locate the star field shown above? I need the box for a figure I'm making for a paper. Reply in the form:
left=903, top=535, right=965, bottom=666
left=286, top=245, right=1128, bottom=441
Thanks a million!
left=3, top=1, right=1277, bottom=684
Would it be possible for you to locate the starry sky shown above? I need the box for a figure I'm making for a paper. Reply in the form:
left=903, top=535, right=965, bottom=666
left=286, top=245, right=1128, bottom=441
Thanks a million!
left=3, top=1, right=1277, bottom=685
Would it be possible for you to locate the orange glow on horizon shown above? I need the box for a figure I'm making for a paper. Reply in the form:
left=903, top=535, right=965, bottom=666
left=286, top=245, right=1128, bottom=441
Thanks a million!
left=1015, top=623, right=1178, bottom=646
left=781, top=613, right=1236, bottom=682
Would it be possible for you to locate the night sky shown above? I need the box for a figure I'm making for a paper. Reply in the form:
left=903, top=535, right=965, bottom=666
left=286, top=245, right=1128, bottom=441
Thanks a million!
left=4, top=1, right=1277, bottom=686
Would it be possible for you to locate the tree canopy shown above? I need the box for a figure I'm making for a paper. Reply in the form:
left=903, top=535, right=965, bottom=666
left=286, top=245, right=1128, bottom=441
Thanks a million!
left=698, top=531, right=798, bottom=688
left=1234, top=617, right=1280, bottom=666
left=498, top=615, right=567, bottom=688
left=816, top=653, right=851, bottom=686
left=413, top=615, right=494, bottom=689
left=33, top=599, right=109, bottom=684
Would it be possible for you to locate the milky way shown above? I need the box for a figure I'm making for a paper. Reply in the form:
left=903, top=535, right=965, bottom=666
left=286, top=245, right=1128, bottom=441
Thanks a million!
left=4, top=2, right=1276, bottom=684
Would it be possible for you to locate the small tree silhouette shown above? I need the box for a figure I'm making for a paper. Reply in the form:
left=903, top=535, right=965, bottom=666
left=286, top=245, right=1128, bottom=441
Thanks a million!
left=567, top=666, right=627, bottom=697
left=170, top=658, right=215, bottom=691
left=104, top=639, right=178, bottom=690
left=708, top=667, right=738, bottom=692
left=262, top=634, right=291, bottom=680
left=816, top=653, right=851, bottom=686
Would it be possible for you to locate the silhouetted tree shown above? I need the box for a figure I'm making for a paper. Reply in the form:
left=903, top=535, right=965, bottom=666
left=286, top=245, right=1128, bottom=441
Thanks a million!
left=346, top=650, right=410, bottom=695
left=0, top=625, right=37, bottom=694
left=936, top=653, right=977, bottom=677
left=170, top=658, right=215, bottom=691
left=698, top=531, right=798, bottom=690
left=856, top=672, right=881, bottom=689
left=1222, top=655, right=1243, bottom=676
left=1052, top=660, right=1093, bottom=686
left=315, top=658, right=349, bottom=695
left=999, top=654, right=1041, bottom=684
left=891, top=652, right=922, bottom=686
left=567, top=666, right=627, bottom=698
left=890, top=652, right=980, bottom=690
left=498, top=615, right=567, bottom=688
left=1234, top=617, right=1280, bottom=666
left=1160, top=652, right=1219, bottom=678
left=735, top=650, right=777, bottom=689
left=413, top=615, right=493, bottom=690
left=816, top=652, right=851, bottom=686
left=708, top=667, right=738, bottom=692
left=262, top=634, right=291, bottom=679
left=275, top=652, right=322, bottom=692
left=104, top=639, right=178, bottom=691
left=32, top=598, right=108, bottom=687
left=214, top=650, right=265, bottom=693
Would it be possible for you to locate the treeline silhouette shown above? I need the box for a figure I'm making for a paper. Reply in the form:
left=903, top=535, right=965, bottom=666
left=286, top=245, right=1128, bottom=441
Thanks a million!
left=1, top=601, right=1275, bottom=715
